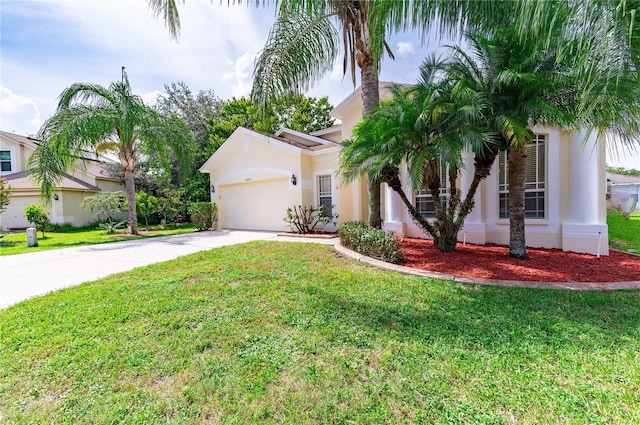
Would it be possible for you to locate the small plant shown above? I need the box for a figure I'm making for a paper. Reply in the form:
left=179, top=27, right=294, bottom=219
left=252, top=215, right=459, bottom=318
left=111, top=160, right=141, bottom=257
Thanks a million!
left=283, top=205, right=337, bottom=234
left=97, top=220, right=129, bottom=234
left=81, top=191, right=128, bottom=234
left=0, top=176, right=11, bottom=214
left=24, top=203, right=50, bottom=238
left=338, top=220, right=404, bottom=263
left=47, top=222, right=75, bottom=233
left=189, top=202, right=218, bottom=230
left=136, top=191, right=158, bottom=228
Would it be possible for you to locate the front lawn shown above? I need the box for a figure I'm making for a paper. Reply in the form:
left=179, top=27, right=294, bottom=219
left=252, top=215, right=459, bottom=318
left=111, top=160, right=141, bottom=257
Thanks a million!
left=0, top=224, right=196, bottom=256
left=1, top=241, right=638, bottom=424
left=607, top=209, right=640, bottom=252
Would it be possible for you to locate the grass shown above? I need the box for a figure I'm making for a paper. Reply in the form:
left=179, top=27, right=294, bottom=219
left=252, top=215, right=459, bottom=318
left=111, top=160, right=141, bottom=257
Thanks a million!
left=0, top=224, right=196, bottom=256
left=1, top=241, right=639, bottom=424
left=607, top=209, right=640, bottom=252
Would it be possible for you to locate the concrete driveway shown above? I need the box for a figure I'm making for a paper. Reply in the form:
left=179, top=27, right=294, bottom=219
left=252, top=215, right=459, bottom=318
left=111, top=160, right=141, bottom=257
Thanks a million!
left=0, top=230, right=336, bottom=310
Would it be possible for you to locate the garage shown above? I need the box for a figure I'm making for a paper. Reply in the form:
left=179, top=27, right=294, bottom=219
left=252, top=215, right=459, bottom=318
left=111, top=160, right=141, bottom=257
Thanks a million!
left=219, top=177, right=291, bottom=231
left=0, top=193, right=40, bottom=229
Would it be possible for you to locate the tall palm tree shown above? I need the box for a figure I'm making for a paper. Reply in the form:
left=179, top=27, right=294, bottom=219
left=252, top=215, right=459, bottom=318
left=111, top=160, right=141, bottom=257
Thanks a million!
left=251, top=1, right=396, bottom=228
left=29, top=68, right=194, bottom=234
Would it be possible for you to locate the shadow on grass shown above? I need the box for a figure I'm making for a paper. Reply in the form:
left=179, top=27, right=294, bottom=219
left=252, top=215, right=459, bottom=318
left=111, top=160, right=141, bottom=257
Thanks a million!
left=304, top=285, right=640, bottom=351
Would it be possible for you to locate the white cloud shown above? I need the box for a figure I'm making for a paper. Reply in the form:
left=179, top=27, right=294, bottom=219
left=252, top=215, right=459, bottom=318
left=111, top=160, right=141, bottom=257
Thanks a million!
left=222, top=52, right=258, bottom=98
left=141, top=91, right=164, bottom=107
left=396, top=41, right=416, bottom=57
left=0, top=85, right=42, bottom=135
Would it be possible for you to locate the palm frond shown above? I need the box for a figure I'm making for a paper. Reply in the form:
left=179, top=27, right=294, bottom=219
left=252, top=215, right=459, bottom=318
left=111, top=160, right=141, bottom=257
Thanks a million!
left=251, top=9, right=339, bottom=106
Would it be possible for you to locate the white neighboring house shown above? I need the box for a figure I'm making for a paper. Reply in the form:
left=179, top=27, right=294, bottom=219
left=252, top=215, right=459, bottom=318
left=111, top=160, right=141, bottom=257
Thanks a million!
left=608, top=172, right=640, bottom=212
left=201, top=84, right=612, bottom=255
left=0, top=131, right=125, bottom=229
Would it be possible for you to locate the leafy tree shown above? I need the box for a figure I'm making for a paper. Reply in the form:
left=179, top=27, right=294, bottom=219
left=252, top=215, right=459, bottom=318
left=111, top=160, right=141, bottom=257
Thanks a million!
left=24, top=203, right=49, bottom=238
left=81, top=191, right=128, bottom=232
left=29, top=68, right=194, bottom=235
left=0, top=176, right=10, bottom=214
left=156, top=188, right=185, bottom=226
left=136, top=191, right=159, bottom=227
left=267, top=94, right=335, bottom=133
left=155, top=82, right=223, bottom=151
left=606, top=166, right=640, bottom=177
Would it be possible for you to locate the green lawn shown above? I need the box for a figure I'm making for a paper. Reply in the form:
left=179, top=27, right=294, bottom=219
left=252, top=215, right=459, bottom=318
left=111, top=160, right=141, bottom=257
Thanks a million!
left=1, top=241, right=638, bottom=424
left=0, top=225, right=196, bottom=256
left=607, top=209, right=640, bottom=252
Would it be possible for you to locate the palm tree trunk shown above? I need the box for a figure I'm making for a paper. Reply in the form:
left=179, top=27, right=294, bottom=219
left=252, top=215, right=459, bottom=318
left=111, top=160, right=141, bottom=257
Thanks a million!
left=124, top=168, right=139, bottom=235
left=358, top=46, right=382, bottom=228
left=507, top=147, right=529, bottom=259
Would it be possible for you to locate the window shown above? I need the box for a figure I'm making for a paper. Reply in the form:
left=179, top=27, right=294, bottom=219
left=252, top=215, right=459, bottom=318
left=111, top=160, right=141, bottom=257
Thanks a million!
left=0, top=150, right=11, bottom=172
left=498, top=134, right=546, bottom=219
left=317, top=174, right=332, bottom=216
left=415, top=163, right=448, bottom=218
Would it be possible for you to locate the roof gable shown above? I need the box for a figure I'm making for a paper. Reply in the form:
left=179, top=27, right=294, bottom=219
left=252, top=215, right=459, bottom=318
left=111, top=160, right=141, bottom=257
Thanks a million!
left=200, top=127, right=338, bottom=172
left=0, top=130, right=38, bottom=150
left=4, top=171, right=101, bottom=191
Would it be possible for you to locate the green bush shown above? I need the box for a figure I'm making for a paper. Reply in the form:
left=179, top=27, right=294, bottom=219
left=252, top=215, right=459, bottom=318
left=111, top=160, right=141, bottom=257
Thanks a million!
left=24, top=203, right=50, bottom=238
left=283, top=205, right=337, bottom=234
left=47, top=222, right=75, bottom=233
left=338, top=221, right=404, bottom=263
left=188, top=202, right=218, bottom=230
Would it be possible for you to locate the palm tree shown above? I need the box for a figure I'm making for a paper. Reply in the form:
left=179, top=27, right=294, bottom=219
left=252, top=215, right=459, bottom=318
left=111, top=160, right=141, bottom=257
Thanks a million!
left=251, top=1, right=398, bottom=228
left=340, top=46, right=511, bottom=251
left=29, top=68, right=194, bottom=235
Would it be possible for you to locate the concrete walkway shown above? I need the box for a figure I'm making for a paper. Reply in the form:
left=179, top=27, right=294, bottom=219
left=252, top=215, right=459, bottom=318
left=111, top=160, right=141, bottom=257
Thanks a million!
left=0, top=230, right=337, bottom=310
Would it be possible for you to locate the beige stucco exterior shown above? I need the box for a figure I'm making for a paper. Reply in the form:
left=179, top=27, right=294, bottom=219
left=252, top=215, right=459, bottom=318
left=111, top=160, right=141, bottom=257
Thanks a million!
left=201, top=84, right=612, bottom=255
left=0, top=131, right=125, bottom=229
left=200, top=127, right=364, bottom=232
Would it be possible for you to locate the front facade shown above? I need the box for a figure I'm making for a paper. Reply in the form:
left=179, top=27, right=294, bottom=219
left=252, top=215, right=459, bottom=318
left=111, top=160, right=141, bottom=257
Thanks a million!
left=0, top=131, right=125, bottom=229
left=201, top=86, right=611, bottom=256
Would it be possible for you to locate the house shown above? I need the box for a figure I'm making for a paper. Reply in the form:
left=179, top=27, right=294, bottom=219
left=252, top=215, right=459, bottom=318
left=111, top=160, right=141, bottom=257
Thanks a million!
left=0, top=131, right=125, bottom=229
left=608, top=172, right=640, bottom=212
left=200, top=85, right=611, bottom=255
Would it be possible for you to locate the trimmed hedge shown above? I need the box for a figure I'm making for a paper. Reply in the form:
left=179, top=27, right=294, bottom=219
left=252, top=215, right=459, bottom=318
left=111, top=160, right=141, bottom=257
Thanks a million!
left=188, top=202, right=218, bottom=230
left=338, top=221, right=404, bottom=263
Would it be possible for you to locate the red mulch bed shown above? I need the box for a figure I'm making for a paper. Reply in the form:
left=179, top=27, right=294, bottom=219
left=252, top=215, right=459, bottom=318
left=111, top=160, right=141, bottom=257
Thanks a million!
left=401, top=238, right=640, bottom=282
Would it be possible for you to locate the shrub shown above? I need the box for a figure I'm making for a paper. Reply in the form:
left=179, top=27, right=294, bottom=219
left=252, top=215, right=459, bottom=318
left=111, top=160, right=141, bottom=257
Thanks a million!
left=98, top=220, right=129, bottom=234
left=24, top=203, right=50, bottom=238
left=81, top=191, right=128, bottom=234
left=136, top=191, right=159, bottom=227
left=283, top=205, right=338, bottom=234
left=0, top=176, right=10, bottom=214
left=338, top=221, right=404, bottom=263
left=189, top=202, right=218, bottom=230
left=47, top=222, right=75, bottom=233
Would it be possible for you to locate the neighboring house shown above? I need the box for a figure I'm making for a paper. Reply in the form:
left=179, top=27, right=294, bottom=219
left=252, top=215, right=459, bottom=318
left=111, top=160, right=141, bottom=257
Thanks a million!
left=0, top=131, right=125, bottom=229
left=608, top=172, right=640, bottom=212
left=201, top=84, right=611, bottom=255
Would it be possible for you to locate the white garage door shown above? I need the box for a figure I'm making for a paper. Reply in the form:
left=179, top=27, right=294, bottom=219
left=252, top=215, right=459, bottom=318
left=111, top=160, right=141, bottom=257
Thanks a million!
left=0, top=195, right=41, bottom=229
left=219, top=178, right=290, bottom=231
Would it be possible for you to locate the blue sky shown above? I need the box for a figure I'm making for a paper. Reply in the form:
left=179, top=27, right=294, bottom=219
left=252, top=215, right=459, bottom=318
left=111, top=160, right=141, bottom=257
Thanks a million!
left=1, top=0, right=638, bottom=169
left=1, top=1, right=433, bottom=134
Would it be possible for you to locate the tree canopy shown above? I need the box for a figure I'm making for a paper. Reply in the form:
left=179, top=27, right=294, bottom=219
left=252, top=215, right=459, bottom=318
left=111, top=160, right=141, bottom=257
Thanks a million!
left=30, top=68, right=195, bottom=234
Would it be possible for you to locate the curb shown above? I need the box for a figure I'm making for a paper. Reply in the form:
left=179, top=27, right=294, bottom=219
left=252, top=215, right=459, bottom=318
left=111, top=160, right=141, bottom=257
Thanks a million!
left=333, top=242, right=640, bottom=291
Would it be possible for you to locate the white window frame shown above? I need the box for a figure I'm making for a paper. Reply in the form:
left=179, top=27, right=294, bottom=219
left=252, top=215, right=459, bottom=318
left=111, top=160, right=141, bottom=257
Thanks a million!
left=317, top=174, right=333, bottom=217
left=0, top=148, right=15, bottom=174
left=498, top=134, right=547, bottom=219
left=414, top=162, right=448, bottom=218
